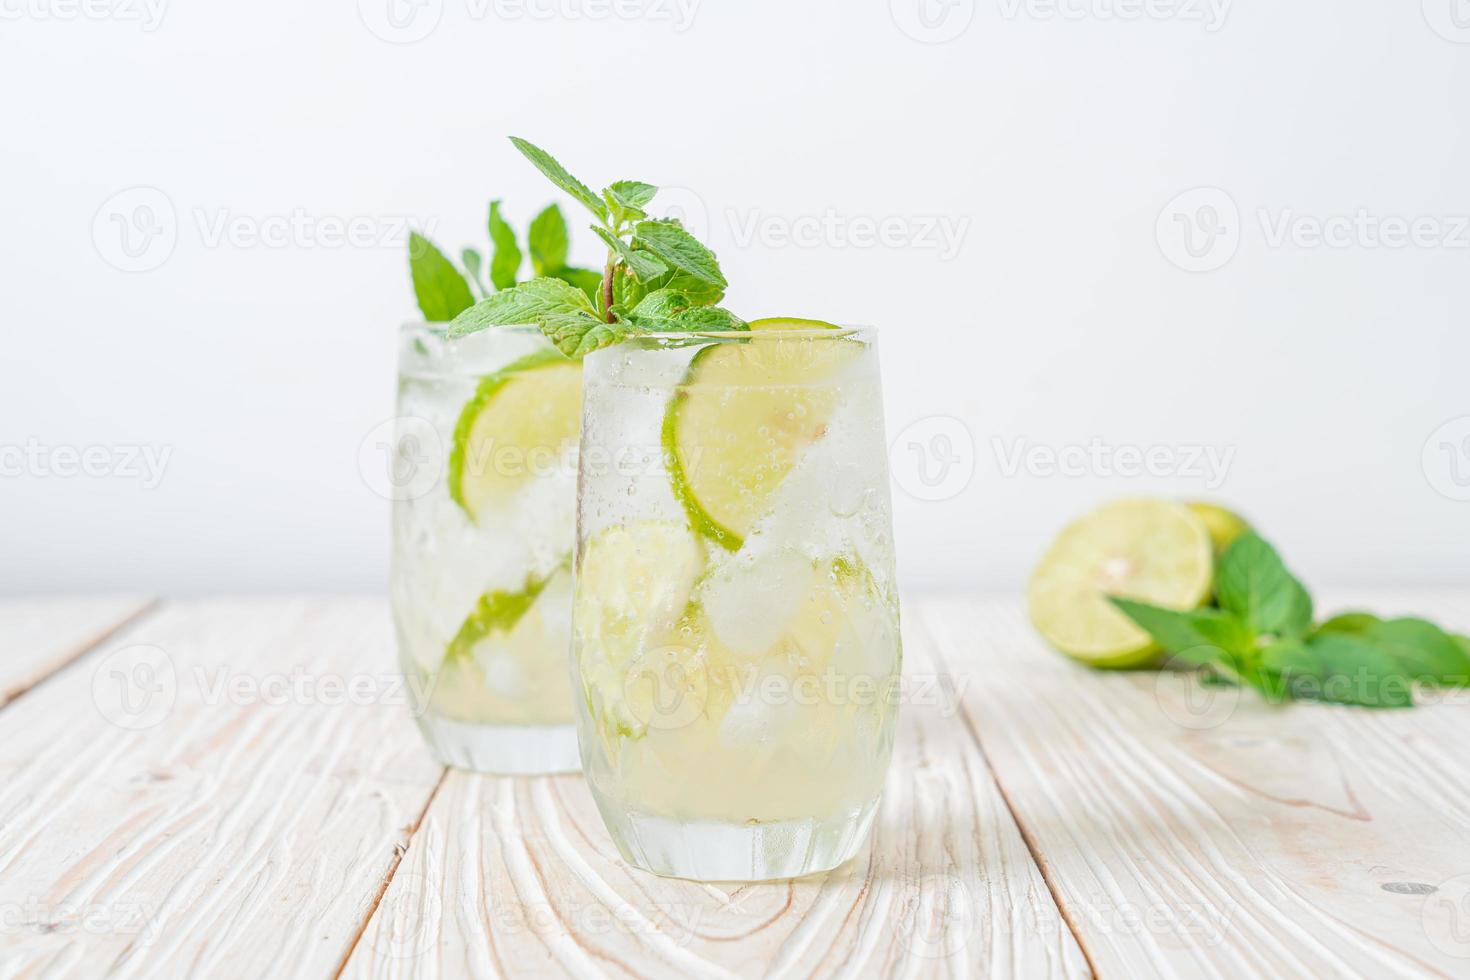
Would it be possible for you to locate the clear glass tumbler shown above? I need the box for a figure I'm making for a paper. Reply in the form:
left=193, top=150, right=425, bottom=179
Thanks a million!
left=391, top=323, right=581, bottom=773
left=572, top=327, right=902, bottom=880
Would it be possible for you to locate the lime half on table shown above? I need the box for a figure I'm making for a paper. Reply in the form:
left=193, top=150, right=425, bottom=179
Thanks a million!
left=662, top=317, right=854, bottom=551
left=449, top=349, right=582, bottom=522
left=1028, top=498, right=1214, bottom=668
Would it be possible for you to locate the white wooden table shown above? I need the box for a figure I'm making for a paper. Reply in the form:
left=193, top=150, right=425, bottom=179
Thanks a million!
left=2, top=593, right=1468, bottom=979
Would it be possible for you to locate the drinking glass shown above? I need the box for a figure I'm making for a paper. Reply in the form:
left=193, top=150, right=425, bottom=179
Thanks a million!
left=390, top=323, right=581, bottom=773
left=571, top=326, right=902, bottom=880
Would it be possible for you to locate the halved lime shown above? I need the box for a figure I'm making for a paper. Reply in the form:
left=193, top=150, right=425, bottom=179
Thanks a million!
left=574, top=520, right=706, bottom=740
left=449, top=349, right=581, bottom=522
left=662, top=322, right=860, bottom=550
left=1028, top=498, right=1214, bottom=667
left=1186, top=501, right=1251, bottom=555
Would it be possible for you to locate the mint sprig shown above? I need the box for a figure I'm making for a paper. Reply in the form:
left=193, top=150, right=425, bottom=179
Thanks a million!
left=447, top=138, right=745, bottom=357
left=408, top=201, right=599, bottom=322
left=1109, top=532, right=1470, bottom=708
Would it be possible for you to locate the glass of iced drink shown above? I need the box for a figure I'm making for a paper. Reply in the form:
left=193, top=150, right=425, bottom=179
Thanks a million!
left=391, top=322, right=582, bottom=773
left=571, top=321, right=902, bottom=880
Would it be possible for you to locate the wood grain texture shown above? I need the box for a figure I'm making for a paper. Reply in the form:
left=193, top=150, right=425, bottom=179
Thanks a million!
left=0, top=596, right=154, bottom=707
left=0, top=598, right=444, bottom=979
left=916, top=592, right=1470, bottom=980
left=344, top=609, right=1090, bottom=980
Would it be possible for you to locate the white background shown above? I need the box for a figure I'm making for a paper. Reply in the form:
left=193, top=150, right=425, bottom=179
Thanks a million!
left=3, top=0, right=1468, bottom=596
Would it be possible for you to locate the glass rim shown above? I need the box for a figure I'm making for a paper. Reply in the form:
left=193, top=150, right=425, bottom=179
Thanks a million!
left=400, top=321, right=542, bottom=335
left=631, top=324, right=876, bottom=342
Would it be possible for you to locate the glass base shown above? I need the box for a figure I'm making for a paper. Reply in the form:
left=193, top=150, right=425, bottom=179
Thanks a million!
left=591, top=792, right=880, bottom=882
left=414, top=712, right=581, bottom=775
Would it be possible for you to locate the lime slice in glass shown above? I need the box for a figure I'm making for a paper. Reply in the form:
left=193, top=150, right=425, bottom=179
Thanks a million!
left=744, top=317, right=842, bottom=332
left=449, top=350, right=581, bottom=522
left=574, top=520, right=706, bottom=740
left=662, top=323, right=859, bottom=551
left=1027, top=498, right=1214, bottom=667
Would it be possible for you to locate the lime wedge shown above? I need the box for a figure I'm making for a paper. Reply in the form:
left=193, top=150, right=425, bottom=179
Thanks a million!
left=1186, top=501, right=1251, bottom=555
left=744, top=317, right=842, bottom=332
left=435, top=560, right=574, bottom=724
left=662, top=325, right=860, bottom=550
left=1028, top=498, right=1214, bottom=667
left=449, top=349, right=581, bottom=522
left=574, top=521, right=705, bottom=740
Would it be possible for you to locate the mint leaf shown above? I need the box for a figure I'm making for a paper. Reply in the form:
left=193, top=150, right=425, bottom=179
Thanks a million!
left=632, top=219, right=726, bottom=289
left=528, top=204, right=569, bottom=276
left=630, top=289, right=695, bottom=319
left=409, top=232, right=475, bottom=322
left=540, top=312, right=636, bottom=358
left=448, top=277, right=595, bottom=336
left=592, top=225, right=667, bottom=281
left=509, top=137, right=607, bottom=221
left=607, top=180, right=657, bottom=209
left=1316, top=612, right=1380, bottom=635
left=549, top=266, right=603, bottom=304
left=1364, top=618, right=1470, bottom=686
left=1262, top=633, right=1415, bottom=708
left=460, top=247, right=486, bottom=298
left=1107, top=598, right=1249, bottom=666
left=1215, top=533, right=1314, bottom=639
left=487, top=200, right=522, bottom=290
left=604, top=180, right=658, bottom=222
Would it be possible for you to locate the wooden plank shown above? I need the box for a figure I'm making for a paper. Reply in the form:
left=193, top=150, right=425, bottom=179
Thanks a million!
left=0, top=598, right=445, bottom=979
left=918, top=593, right=1470, bottom=980
left=344, top=608, right=1091, bottom=980
left=0, top=596, right=155, bottom=707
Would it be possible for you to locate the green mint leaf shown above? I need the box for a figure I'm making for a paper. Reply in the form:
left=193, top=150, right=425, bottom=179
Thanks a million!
left=539, top=311, right=637, bottom=358
left=409, top=232, right=475, bottom=322
left=1107, top=598, right=1249, bottom=665
left=509, top=137, right=607, bottom=221
left=632, top=219, right=727, bottom=289
left=591, top=225, right=668, bottom=281
left=460, top=247, right=486, bottom=298
left=447, top=277, right=595, bottom=337
left=1316, top=611, right=1381, bottom=635
left=1215, top=533, right=1314, bottom=639
left=630, top=289, right=695, bottom=319
left=604, top=180, right=658, bottom=223
left=549, top=266, right=603, bottom=304
left=1364, top=618, right=1470, bottom=686
left=528, top=204, right=569, bottom=276
left=606, top=180, right=657, bottom=209
left=487, top=200, right=522, bottom=290
left=1263, top=633, right=1415, bottom=708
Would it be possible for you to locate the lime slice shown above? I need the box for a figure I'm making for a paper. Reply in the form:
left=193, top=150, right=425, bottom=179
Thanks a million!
left=449, top=349, right=581, bottom=522
left=1186, top=501, right=1251, bottom=555
left=574, top=521, right=706, bottom=740
left=435, top=559, right=574, bottom=724
left=662, top=324, right=860, bottom=550
left=1027, top=499, right=1213, bottom=667
left=744, top=317, right=842, bottom=332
